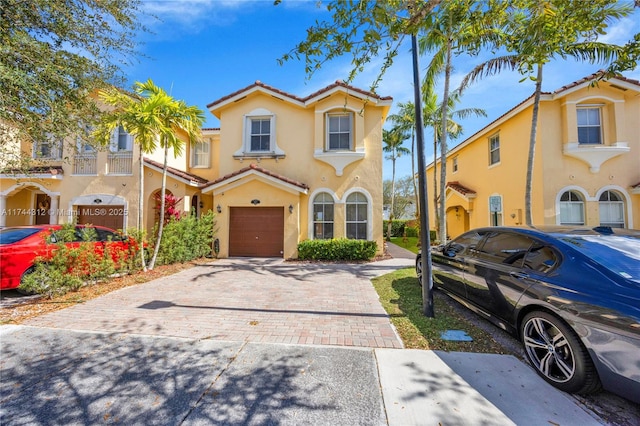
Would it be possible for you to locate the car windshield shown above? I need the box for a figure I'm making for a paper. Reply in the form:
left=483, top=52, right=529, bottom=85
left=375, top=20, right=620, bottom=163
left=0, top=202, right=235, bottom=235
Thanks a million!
left=559, top=235, right=640, bottom=283
left=0, top=228, right=42, bottom=245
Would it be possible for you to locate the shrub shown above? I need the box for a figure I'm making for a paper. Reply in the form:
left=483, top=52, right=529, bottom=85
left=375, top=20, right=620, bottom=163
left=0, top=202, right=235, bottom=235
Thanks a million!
left=382, top=220, right=407, bottom=238
left=297, top=238, right=377, bottom=261
left=153, top=210, right=215, bottom=265
left=20, top=225, right=121, bottom=298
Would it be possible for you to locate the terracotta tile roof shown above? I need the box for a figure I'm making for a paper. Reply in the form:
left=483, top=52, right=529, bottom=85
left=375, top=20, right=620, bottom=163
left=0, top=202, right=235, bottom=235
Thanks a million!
left=554, top=70, right=640, bottom=94
left=143, top=157, right=208, bottom=186
left=2, top=166, right=64, bottom=176
left=202, top=127, right=220, bottom=131
left=207, top=80, right=391, bottom=109
left=447, top=181, right=476, bottom=196
left=209, top=163, right=309, bottom=190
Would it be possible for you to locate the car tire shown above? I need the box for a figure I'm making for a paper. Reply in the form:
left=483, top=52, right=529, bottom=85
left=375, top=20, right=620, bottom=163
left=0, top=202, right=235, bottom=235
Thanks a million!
left=17, top=266, right=37, bottom=295
left=416, top=253, right=422, bottom=284
left=521, top=310, right=601, bottom=395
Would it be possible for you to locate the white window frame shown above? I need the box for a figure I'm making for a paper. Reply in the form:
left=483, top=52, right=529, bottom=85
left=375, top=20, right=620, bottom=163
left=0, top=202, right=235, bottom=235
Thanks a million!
left=345, top=191, right=369, bottom=240
left=577, top=106, right=602, bottom=145
left=452, top=156, right=458, bottom=173
left=236, top=109, right=284, bottom=158
left=326, top=112, right=353, bottom=151
left=489, top=133, right=500, bottom=166
left=559, top=190, right=585, bottom=225
left=110, top=126, right=134, bottom=152
left=33, top=136, right=63, bottom=160
left=599, top=190, right=625, bottom=228
left=191, top=139, right=211, bottom=168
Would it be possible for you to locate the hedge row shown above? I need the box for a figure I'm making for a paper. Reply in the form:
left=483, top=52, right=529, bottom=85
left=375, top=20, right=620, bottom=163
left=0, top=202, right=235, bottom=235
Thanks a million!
left=297, top=238, right=377, bottom=261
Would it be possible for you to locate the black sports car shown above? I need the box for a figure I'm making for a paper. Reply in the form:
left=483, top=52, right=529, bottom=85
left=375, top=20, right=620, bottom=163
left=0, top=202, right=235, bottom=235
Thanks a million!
left=416, top=226, right=640, bottom=403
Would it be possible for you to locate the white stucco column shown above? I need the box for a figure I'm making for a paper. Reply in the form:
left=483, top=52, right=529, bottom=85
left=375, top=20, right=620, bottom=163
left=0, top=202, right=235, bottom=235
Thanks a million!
left=0, top=195, right=6, bottom=227
left=49, top=195, right=59, bottom=225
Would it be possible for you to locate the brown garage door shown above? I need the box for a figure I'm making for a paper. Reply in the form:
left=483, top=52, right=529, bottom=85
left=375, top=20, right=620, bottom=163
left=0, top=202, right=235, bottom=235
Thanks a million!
left=77, top=205, right=125, bottom=230
left=229, top=207, right=284, bottom=257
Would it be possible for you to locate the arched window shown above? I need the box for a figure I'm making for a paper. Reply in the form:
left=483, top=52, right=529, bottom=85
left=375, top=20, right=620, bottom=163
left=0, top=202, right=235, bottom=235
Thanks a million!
left=559, top=191, right=585, bottom=225
left=599, top=191, right=625, bottom=228
left=313, top=192, right=334, bottom=239
left=346, top=192, right=368, bottom=240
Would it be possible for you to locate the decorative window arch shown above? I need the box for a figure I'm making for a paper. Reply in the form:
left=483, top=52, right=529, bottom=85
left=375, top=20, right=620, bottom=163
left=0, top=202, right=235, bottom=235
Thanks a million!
left=599, top=190, right=625, bottom=228
left=559, top=190, right=585, bottom=225
left=311, top=191, right=336, bottom=239
left=345, top=190, right=370, bottom=240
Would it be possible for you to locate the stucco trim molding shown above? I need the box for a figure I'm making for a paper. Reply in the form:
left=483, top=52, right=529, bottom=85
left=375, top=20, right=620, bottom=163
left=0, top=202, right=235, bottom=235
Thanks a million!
left=562, top=142, right=630, bottom=173
left=313, top=148, right=365, bottom=176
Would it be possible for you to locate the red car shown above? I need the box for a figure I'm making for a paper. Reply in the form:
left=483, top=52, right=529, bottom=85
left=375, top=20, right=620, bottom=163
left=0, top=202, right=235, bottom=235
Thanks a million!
left=0, top=225, right=140, bottom=291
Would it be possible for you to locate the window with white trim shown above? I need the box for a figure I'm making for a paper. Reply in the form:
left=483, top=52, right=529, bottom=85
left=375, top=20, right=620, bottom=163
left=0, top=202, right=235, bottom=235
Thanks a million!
left=599, top=191, right=624, bottom=228
left=452, top=156, right=458, bottom=173
left=559, top=191, right=585, bottom=225
left=577, top=107, right=602, bottom=145
left=489, top=134, right=500, bottom=165
left=327, top=113, right=352, bottom=150
left=313, top=192, right=334, bottom=239
left=346, top=192, right=368, bottom=240
left=33, top=136, right=62, bottom=160
left=110, top=126, right=133, bottom=152
left=250, top=118, right=271, bottom=152
left=191, top=140, right=210, bottom=167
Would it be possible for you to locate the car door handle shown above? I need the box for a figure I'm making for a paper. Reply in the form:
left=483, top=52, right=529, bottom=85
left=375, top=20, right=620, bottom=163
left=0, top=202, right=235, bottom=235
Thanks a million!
left=510, top=271, right=529, bottom=280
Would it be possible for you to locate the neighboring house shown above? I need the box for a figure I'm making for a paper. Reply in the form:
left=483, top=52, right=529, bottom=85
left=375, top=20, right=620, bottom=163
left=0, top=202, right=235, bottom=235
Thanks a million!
left=1, top=80, right=392, bottom=259
left=426, top=72, right=640, bottom=239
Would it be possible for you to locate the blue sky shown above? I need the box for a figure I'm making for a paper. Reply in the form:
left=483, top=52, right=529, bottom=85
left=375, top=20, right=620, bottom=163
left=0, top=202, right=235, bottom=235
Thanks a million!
left=126, top=1, right=640, bottom=181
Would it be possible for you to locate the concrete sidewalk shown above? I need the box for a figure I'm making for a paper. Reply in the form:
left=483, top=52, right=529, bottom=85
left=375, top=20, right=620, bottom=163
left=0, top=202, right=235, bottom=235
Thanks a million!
left=0, top=246, right=606, bottom=425
left=0, top=326, right=602, bottom=425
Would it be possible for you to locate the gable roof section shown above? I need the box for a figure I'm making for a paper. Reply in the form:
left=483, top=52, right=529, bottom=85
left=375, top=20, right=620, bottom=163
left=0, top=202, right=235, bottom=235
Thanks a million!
left=438, top=72, right=640, bottom=163
left=144, top=157, right=209, bottom=187
left=0, top=166, right=64, bottom=180
left=201, top=163, right=309, bottom=195
left=447, top=181, right=477, bottom=199
left=207, top=80, right=392, bottom=114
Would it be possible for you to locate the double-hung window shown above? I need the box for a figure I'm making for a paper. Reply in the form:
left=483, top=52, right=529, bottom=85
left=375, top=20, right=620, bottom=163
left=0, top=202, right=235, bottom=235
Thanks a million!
left=346, top=192, right=368, bottom=240
left=250, top=118, right=271, bottom=152
left=33, top=136, right=62, bottom=160
left=577, top=107, right=602, bottom=145
left=489, top=134, right=500, bottom=165
left=111, top=126, right=133, bottom=152
left=313, top=193, right=334, bottom=239
left=192, top=140, right=210, bottom=167
left=327, top=113, right=352, bottom=150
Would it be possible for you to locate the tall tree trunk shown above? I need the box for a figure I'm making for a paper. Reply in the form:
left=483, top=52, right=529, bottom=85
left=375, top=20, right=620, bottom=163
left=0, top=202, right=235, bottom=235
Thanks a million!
left=138, top=148, right=147, bottom=271
left=386, top=156, right=397, bottom=241
left=411, top=131, right=419, bottom=218
left=525, top=64, right=543, bottom=225
left=149, top=141, right=168, bottom=270
left=433, top=133, right=439, bottom=240
left=438, top=39, right=452, bottom=243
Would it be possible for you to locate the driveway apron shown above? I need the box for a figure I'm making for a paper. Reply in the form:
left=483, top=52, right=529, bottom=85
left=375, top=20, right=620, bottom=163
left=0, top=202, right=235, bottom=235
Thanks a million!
left=23, top=258, right=405, bottom=349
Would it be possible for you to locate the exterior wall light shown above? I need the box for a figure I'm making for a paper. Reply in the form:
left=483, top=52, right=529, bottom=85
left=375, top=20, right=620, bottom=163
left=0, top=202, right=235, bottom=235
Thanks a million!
left=216, top=204, right=222, bottom=213
left=251, top=199, right=260, bottom=205
left=289, top=204, right=294, bottom=214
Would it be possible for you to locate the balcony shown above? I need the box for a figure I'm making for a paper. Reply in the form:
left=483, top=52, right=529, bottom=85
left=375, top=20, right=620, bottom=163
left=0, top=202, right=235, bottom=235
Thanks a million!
left=107, top=151, right=133, bottom=175
left=73, top=153, right=97, bottom=175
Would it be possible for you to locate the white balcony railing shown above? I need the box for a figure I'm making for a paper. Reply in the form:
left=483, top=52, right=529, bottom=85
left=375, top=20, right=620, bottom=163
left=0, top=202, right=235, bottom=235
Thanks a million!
left=107, top=151, right=133, bottom=175
left=73, top=153, right=97, bottom=175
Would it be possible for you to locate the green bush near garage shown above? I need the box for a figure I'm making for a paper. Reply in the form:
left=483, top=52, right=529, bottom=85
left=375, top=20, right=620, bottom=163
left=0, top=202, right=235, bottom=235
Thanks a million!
left=153, top=210, right=216, bottom=265
left=297, top=238, right=377, bottom=261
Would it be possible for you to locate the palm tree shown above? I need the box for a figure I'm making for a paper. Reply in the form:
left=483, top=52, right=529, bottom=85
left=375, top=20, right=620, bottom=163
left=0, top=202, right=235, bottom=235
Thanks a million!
left=388, top=101, right=418, bottom=216
left=459, top=0, right=633, bottom=225
left=94, top=79, right=204, bottom=270
left=383, top=126, right=410, bottom=241
left=94, top=85, right=161, bottom=271
left=419, top=0, right=490, bottom=243
left=134, top=80, right=205, bottom=270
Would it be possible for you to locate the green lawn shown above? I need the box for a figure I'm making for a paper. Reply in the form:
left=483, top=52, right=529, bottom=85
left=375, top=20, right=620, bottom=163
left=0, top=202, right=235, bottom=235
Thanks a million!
left=371, top=268, right=507, bottom=353
left=389, top=236, right=420, bottom=254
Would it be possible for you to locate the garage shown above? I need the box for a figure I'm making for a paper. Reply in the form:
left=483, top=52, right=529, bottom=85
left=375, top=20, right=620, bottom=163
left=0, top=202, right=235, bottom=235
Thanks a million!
left=77, top=205, right=125, bottom=230
left=229, top=207, right=284, bottom=257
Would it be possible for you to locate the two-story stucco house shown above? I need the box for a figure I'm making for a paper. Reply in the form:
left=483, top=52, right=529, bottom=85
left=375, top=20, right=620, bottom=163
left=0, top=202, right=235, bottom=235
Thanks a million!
left=1, top=80, right=392, bottom=259
left=426, top=72, right=640, bottom=239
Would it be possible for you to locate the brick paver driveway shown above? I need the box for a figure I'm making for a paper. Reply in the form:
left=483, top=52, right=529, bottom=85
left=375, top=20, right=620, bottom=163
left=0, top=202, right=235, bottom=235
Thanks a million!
left=25, top=258, right=407, bottom=348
